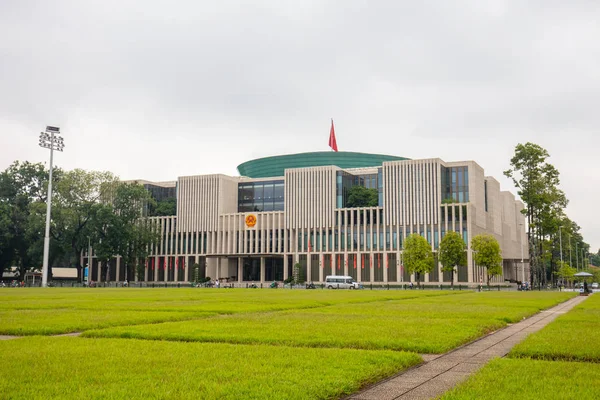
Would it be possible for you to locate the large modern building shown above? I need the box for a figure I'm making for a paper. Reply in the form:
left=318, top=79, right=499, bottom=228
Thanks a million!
left=88, top=152, right=529, bottom=285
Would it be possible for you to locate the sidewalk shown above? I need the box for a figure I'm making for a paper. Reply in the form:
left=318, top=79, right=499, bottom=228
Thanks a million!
left=349, top=295, right=587, bottom=400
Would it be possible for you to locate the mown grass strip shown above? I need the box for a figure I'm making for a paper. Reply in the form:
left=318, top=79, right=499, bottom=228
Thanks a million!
left=0, top=309, right=213, bottom=335
left=0, top=288, right=462, bottom=311
left=440, top=358, right=600, bottom=399
left=510, top=294, right=600, bottom=362
left=0, top=337, right=422, bottom=399
left=84, top=292, right=573, bottom=353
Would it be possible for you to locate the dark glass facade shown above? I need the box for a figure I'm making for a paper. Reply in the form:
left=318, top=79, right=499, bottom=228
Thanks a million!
left=144, top=184, right=176, bottom=203
left=441, top=166, right=469, bottom=203
left=238, top=180, right=284, bottom=212
left=336, top=169, right=382, bottom=208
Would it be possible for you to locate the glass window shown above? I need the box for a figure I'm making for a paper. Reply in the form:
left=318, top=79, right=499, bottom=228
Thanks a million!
left=263, top=184, right=274, bottom=200
left=253, top=184, right=264, bottom=200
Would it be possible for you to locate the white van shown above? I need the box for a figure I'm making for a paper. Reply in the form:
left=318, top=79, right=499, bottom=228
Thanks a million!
left=325, top=275, right=361, bottom=289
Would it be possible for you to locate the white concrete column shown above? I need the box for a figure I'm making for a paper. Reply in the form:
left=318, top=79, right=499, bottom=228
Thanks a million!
left=283, top=255, right=289, bottom=280
left=238, top=257, right=243, bottom=283
left=97, top=261, right=102, bottom=282
left=116, top=257, right=121, bottom=283
left=307, top=255, right=312, bottom=282
left=144, top=259, right=148, bottom=282
left=370, top=253, right=374, bottom=283
left=154, top=256, right=159, bottom=282
left=383, top=253, right=388, bottom=283
left=260, top=257, right=265, bottom=283
left=344, top=253, right=348, bottom=276
left=397, top=252, right=402, bottom=282
left=164, top=257, right=169, bottom=282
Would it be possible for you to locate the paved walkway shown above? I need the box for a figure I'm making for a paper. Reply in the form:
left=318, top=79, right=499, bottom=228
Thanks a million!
left=0, top=332, right=82, bottom=340
left=349, top=295, right=587, bottom=400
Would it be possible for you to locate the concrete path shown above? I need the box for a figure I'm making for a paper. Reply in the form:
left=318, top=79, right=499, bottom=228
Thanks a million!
left=349, top=295, right=587, bottom=400
left=0, top=332, right=82, bottom=340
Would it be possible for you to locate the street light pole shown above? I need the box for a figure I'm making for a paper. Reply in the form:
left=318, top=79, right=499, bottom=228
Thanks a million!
left=38, top=126, right=65, bottom=287
left=87, top=236, right=92, bottom=284
left=519, top=223, right=525, bottom=283
left=569, top=235, right=572, bottom=268
left=559, top=226, right=563, bottom=265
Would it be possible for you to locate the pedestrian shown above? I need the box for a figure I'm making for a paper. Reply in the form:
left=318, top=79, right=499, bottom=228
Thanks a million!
left=215, top=278, right=220, bottom=288
left=409, top=282, right=413, bottom=290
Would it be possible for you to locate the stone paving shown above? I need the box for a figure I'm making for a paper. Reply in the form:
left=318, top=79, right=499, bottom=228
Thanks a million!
left=349, top=295, right=587, bottom=400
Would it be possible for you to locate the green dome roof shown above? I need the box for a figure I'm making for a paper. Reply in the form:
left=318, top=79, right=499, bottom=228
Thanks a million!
left=237, top=152, right=410, bottom=178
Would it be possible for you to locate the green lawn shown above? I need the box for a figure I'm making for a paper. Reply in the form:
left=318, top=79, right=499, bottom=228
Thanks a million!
left=0, top=336, right=422, bottom=400
left=510, top=294, right=600, bottom=362
left=0, top=288, right=579, bottom=399
left=0, top=288, right=464, bottom=336
left=0, top=288, right=464, bottom=335
left=440, top=358, right=600, bottom=400
left=0, top=309, right=213, bottom=335
left=83, top=292, right=574, bottom=353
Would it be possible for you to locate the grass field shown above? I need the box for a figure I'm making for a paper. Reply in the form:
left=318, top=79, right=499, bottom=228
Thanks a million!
left=83, top=292, right=573, bottom=353
left=510, top=293, right=600, bottom=362
left=0, top=288, right=458, bottom=335
left=0, top=288, right=576, bottom=399
left=440, top=294, right=600, bottom=400
left=0, top=336, right=421, bottom=399
left=440, top=358, right=600, bottom=400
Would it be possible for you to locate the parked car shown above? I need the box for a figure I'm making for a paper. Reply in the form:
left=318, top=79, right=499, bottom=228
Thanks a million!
left=592, top=282, right=599, bottom=289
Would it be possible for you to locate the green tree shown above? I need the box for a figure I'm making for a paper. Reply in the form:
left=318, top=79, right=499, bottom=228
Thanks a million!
left=438, top=231, right=466, bottom=288
left=471, top=234, right=503, bottom=286
left=292, top=262, right=305, bottom=285
left=49, top=169, right=119, bottom=281
left=0, top=202, right=14, bottom=278
left=346, top=186, right=378, bottom=207
left=149, top=198, right=176, bottom=216
left=0, top=161, right=61, bottom=279
left=91, top=183, right=159, bottom=282
left=557, top=261, right=575, bottom=287
left=403, top=234, right=434, bottom=286
left=504, top=142, right=567, bottom=288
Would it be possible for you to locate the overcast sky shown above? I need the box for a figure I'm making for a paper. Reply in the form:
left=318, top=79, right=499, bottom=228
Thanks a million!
left=1, top=0, right=599, bottom=251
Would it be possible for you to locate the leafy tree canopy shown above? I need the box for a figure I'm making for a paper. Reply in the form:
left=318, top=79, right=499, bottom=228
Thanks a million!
left=471, top=234, right=502, bottom=286
left=346, top=186, right=378, bottom=207
left=438, top=231, right=466, bottom=286
left=149, top=197, right=177, bottom=216
left=403, top=234, right=434, bottom=285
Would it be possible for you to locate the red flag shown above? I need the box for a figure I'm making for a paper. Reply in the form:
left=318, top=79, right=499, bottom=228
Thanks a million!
left=353, top=256, right=356, bottom=269
left=145, top=259, right=148, bottom=270
left=308, top=238, right=312, bottom=253
left=175, top=257, right=179, bottom=271
left=328, top=119, right=338, bottom=152
left=337, top=254, right=340, bottom=270
left=151, top=258, right=154, bottom=270
left=361, top=254, right=365, bottom=269
left=378, top=253, right=381, bottom=268
left=182, top=257, right=185, bottom=270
